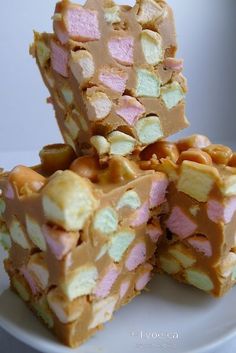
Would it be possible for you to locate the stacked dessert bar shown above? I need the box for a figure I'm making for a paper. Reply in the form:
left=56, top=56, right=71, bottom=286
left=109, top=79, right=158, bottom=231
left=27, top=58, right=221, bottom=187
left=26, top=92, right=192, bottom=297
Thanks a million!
left=139, top=135, right=236, bottom=297
left=31, top=0, right=188, bottom=156
left=0, top=0, right=235, bottom=348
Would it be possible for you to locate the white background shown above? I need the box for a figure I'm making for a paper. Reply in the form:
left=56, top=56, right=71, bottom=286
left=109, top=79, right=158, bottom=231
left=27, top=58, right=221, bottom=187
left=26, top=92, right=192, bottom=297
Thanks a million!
left=0, top=0, right=235, bottom=155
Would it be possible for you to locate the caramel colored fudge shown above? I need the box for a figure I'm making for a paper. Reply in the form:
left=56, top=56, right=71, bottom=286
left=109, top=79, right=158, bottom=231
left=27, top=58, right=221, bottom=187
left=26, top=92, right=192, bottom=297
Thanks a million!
left=139, top=135, right=236, bottom=297
left=0, top=146, right=168, bottom=347
left=31, top=0, right=188, bottom=157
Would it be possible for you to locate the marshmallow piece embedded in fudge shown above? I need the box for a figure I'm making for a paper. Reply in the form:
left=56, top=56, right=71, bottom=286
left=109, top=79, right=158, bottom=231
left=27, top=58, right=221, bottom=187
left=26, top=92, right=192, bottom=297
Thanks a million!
left=50, top=40, right=69, bottom=77
left=60, top=86, right=74, bottom=105
left=0, top=198, right=6, bottom=220
left=55, top=3, right=101, bottom=43
left=135, top=69, right=161, bottom=98
left=0, top=222, right=11, bottom=251
left=90, top=135, right=111, bottom=155
left=61, top=264, right=98, bottom=301
left=43, top=224, right=79, bottom=260
left=166, top=206, right=197, bottom=239
left=35, top=40, right=50, bottom=68
left=186, top=235, right=212, bottom=257
left=47, top=287, right=87, bottom=324
left=115, top=96, right=145, bottom=126
left=141, top=30, right=163, bottom=66
left=168, top=243, right=196, bottom=268
left=184, top=269, right=214, bottom=292
left=27, top=252, right=49, bottom=290
left=69, top=50, right=95, bottom=85
left=108, top=131, right=136, bottom=156
left=207, top=197, right=236, bottom=224
left=108, top=36, right=134, bottom=65
left=9, top=216, right=31, bottom=250
left=93, top=207, right=118, bottom=234
left=94, top=263, right=120, bottom=298
left=177, top=161, right=220, bottom=202
left=117, top=190, right=141, bottom=210
left=104, top=5, right=121, bottom=24
left=161, top=81, right=185, bottom=110
left=108, top=229, right=135, bottom=262
left=42, top=170, right=99, bottom=231
left=65, top=113, right=80, bottom=139
left=135, top=263, right=153, bottom=291
left=12, top=276, right=31, bottom=302
left=130, top=201, right=149, bottom=227
left=163, top=57, right=183, bottom=72
left=125, top=242, right=147, bottom=271
left=136, top=0, right=166, bottom=25
left=26, top=214, right=47, bottom=251
left=135, top=116, right=163, bottom=144
left=99, top=66, right=128, bottom=94
left=86, top=91, right=112, bottom=121
left=88, top=295, right=118, bottom=329
left=149, top=178, right=168, bottom=208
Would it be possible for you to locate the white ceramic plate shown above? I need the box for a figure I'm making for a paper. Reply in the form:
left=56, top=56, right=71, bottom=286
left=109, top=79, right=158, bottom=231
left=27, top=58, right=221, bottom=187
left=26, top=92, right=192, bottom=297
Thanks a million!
left=1, top=247, right=236, bottom=353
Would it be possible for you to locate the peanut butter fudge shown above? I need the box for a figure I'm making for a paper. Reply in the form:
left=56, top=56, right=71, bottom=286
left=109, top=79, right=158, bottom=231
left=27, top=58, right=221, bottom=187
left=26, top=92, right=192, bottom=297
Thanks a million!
left=31, top=0, right=188, bottom=157
left=0, top=145, right=168, bottom=347
left=139, top=135, right=236, bottom=296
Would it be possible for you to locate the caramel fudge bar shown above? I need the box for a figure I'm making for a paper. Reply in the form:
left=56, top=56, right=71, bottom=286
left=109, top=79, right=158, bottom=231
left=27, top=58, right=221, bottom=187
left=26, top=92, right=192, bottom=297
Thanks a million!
left=31, top=0, right=188, bottom=157
left=139, top=135, right=236, bottom=297
left=0, top=145, right=167, bottom=347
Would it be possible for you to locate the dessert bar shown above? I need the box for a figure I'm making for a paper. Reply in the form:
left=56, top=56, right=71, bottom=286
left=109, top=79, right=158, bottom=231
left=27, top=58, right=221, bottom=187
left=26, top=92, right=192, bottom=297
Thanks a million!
left=0, top=146, right=167, bottom=346
left=31, top=0, right=188, bottom=157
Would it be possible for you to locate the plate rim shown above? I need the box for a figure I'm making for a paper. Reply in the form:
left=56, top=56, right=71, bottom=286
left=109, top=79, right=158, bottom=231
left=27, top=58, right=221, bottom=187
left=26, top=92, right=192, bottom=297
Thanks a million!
left=1, top=288, right=236, bottom=353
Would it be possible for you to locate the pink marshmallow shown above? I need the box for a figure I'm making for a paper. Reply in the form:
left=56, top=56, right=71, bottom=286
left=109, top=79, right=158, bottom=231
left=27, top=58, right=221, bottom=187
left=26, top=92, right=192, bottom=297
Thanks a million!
left=5, top=183, right=14, bottom=199
left=64, top=252, right=73, bottom=270
left=108, top=37, right=134, bottom=65
left=50, top=40, right=69, bottom=77
left=187, top=235, right=212, bottom=257
left=149, top=179, right=168, bottom=208
left=115, top=96, right=145, bottom=125
left=207, top=200, right=223, bottom=223
left=43, top=225, right=78, bottom=260
left=166, top=206, right=197, bottom=239
left=163, top=58, right=184, bottom=72
left=95, top=264, right=120, bottom=299
left=99, top=68, right=128, bottom=93
left=224, top=197, right=236, bottom=222
left=54, top=21, right=69, bottom=45
left=64, top=6, right=100, bottom=42
left=131, top=201, right=149, bottom=227
left=119, top=280, right=130, bottom=300
left=20, top=266, right=39, bottom=295
left=146, top=223, right=163, bottom=243
left=125, top=243, right=146, bottom=271
left=135, top=270, right=152, bottom=291
left=207, top=197, right=236, bottom=224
